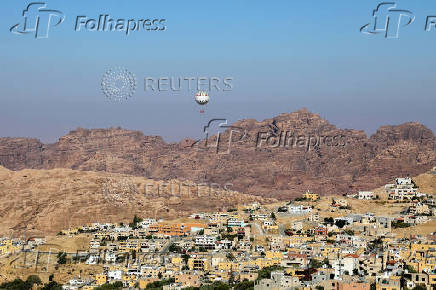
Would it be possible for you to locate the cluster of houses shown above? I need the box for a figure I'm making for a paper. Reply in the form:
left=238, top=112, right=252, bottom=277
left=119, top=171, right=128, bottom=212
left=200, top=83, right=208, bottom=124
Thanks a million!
left=59, top=200, right=434, bottom=290
left=0, top=238, right=21, bottom=256
left=385, top=177, right=427, bottom=201
left=1, top=177, right=435, bottom=290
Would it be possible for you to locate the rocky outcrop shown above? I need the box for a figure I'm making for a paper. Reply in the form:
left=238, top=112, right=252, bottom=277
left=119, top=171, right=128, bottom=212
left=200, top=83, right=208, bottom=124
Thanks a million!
left=0, top=109, right=435, bottom=199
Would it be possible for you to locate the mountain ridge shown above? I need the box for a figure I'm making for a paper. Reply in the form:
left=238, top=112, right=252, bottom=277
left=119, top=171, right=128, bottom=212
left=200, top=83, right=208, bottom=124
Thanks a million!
left=1, top=109, right=435, bottom=199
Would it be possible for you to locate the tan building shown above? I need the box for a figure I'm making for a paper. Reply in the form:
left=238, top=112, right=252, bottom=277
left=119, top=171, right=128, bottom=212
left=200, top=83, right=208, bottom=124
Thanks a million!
left=188, top=257, right=210, bottom=271
left=303, top=191, right=320, bottom=201
left=375, top=275, right=401, bottom=290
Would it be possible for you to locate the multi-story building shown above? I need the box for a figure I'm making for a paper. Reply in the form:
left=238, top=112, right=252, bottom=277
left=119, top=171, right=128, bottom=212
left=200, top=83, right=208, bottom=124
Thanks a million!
left=148, top=223, right=190, bottom=236
left=386, top=177, right=422, bottom=200
left=194, top=235, right=216, bottom=249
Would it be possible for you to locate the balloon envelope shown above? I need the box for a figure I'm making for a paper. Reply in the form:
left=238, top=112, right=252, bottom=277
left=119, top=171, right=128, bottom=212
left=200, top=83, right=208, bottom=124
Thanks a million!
left=195, top=91, right=209, bottom=105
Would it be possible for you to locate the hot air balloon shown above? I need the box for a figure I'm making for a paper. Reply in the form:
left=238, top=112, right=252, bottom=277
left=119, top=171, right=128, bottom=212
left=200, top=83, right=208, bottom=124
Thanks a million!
left=195, top=91, right=209, bottom=113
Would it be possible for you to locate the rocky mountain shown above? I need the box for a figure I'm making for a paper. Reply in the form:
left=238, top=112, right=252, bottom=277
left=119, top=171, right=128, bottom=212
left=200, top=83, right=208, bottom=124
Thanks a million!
left=1, top=109, right=435, bottom=199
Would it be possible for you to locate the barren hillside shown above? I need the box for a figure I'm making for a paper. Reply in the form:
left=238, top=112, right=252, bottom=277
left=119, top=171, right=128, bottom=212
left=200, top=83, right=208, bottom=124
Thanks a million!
left=0, top=166, right=274, bottom=236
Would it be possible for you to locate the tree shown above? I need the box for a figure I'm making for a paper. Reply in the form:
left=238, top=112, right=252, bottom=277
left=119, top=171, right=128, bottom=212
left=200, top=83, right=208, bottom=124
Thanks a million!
left=353, top=269, right=359, bottom=275
left=0, top=279, right=31, bottom=290
left=57, top=252, right=67, bottom=264
left=145, top=278, right=175, bottom=289
left=168, top=243, right=182, bottom=253
left=324, top=217, right=334, bottom=225
left=271, top=212, right=276, bottom=220
left=42, top=281, right=63, bottom=290
left=129, top=215, right=142, bottom=229
left=256, top=265, right=283, bottom=280
left=309, top=258, right=323, bottom=269
left=229, top=271, right=235, bottom=285
left=26, top=275, right=42, bottom=286
left=405, top=264, right=417, bottom=273
left=392, top=220, right=411, bottom=229
left=234, top=280, right=254, bottom=290
left=344, top=229, right=354, bottom=236
left=94, top=281, right=123, bottom=290
left=335, top=219, right=347, bottom=228
left=182, top=253, right=190, bottom=264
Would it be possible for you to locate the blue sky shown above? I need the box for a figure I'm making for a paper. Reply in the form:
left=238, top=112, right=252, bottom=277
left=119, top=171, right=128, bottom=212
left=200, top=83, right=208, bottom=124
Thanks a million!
left=0, top=0, right=435, bottom=142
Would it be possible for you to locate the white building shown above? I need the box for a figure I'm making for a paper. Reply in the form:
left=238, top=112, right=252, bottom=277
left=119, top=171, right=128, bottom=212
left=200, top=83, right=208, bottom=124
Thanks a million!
left=396, top=177, right=412, bottom=185
left=85, top=253, right=99, bottom=265
left=332, top=256, right=358, bottom=279
left=263, top=220, right=274, bottom=227
left=250, top=214, right=269, bottom=221
left=291, top=221, right=303, bottom=231
left=404, top=215, right=429, bottom=224
left=215, top=240, right=233, bottom=250
left=194, top=235, right=217, bottom=248
left=287, top=205, right=312, bottom=214
left=227, top=218, right=245, bottom=227
left=386, top=177, right=422, bottom=200
left=308, top=213, right=320, bottom=222
left=139, top=219, right=157, bottom=229
left=105, top=251, right=116, bottom=263
left=107, top=269, right=123, bottom=281
left=358, top=191, right=374, bottom=200
left=89, top=240, right=100, bottom=250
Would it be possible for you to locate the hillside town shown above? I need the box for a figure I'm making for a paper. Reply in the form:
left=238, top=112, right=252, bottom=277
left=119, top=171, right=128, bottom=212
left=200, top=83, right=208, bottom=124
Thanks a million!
left=1, top=176, right=436, bottom=290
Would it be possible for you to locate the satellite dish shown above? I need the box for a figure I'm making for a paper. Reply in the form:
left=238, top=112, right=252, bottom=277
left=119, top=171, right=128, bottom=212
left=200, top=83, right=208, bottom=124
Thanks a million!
left=195, top=91, right=209, bottom=105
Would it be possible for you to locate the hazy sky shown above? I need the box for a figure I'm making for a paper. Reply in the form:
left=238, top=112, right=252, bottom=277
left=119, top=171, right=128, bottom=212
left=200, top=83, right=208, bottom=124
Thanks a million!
left=1, top=0, right=435, bottom=143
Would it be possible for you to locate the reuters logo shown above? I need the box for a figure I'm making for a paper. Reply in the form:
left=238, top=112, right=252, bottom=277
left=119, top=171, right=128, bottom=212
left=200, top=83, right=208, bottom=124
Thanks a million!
left=101, top=67, right=136, bottom=100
